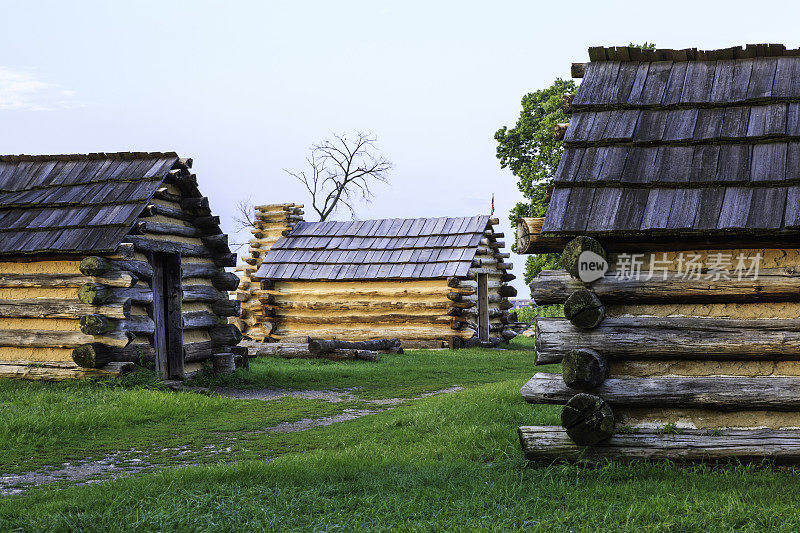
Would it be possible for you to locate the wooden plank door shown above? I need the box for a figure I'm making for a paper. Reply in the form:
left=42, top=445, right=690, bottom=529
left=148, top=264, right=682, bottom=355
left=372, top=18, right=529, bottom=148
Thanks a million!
left=151, top=252, right=184, bottom=379
left=477, top=273, right=489, bottom=341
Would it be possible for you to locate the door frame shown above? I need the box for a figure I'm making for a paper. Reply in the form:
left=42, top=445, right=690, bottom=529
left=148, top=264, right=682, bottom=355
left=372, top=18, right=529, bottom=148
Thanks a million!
left=151, top=252, right=184, bottom=379
left=477, top=273, right=490, bottom=341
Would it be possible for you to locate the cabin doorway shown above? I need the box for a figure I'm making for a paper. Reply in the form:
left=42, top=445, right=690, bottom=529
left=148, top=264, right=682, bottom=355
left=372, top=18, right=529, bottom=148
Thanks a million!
left=151, top=252, right=184, bottom=379
left=477, top=273, right=490, bottom=341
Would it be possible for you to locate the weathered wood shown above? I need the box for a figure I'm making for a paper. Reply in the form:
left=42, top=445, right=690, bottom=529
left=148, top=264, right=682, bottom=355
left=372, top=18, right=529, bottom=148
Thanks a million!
left=71, top=342, right=155, bottom=368
left=0, top=360, right=134, bottom=380
left=561, top=349, right=608, bottom=390
left=201, top=234, right=229, bottom=251
left=498, top=285, right=517, bottom=297
left=516, top=217, right=572, bottom=255
left=212, top=298, right=241, bottom=317
left=500, top=273, right=516, bottom=282
left=308, top=338, right=401, bottom=354
left=181, top=197, right=209, bottom=211
left=212, top=353, right=236, bottom=374
left=0, top=271, right=137, bottom=288
left=209, top=324, right=243, bottom=346
left=164, top=253, right=184, bottom=379
left=561, top=393, right=615, bottom=446
left=535, top=317, right=800, bottom=364
left=194, top=215, right=221, bottom=229
left=257, top=344, right=380, bottom=362
left=181, top=262, right=220, bottom=278
left=80, top=256, right=153, bottom=281
left=0, top=329, right=132, bottom=348
left=78, top=314, right=155, bottom=336
left=521, top=372, right=800, bottom=411
left=128, top=236, right=211, bottom=258
left=144, top=221, right=202, bottom=238
left=214, top=253, right=237, bottom=267
left=184, top=341, right=217, bottom=362
left=182, top=311, right=221, bottom=329
left=183, top=285, right=222, bottom=303
left=563, top=289, right=605, bottom=329
left=518, top=426, right=800, bottom=464
left=77, top=283, right=112, bottom=305
left=78, top=314, right=113, bottom=335
left=563, top=93, right=575, bottom=113
left=571, top=62, right=587, bottom=78
left=554, top=122, right=569, bottom=141
left=561, top=236, right=606, bottom=279
left=531, top=268, right=800, bottom=305
left=211, top=271, right=240, bottom=291
left=477, top=273, right=489, bottom=341
left=140, top=203, right=192, bottom=221
left=78, top=284, right=152, bottom=305
left=0, top=297, right=130, bottom=319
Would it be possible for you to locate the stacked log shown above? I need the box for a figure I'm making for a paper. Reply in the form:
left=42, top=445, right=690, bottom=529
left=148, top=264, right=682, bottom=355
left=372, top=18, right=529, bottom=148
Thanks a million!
left=520, top=241, right=800, bottom=463
left=447, top=218, right=517, bottom=345
left=232, top=203, right=304, bottom=342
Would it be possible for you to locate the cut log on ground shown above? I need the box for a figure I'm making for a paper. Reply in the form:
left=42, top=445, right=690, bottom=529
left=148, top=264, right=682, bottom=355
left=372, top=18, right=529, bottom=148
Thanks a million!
left=256, top=344, right=380, bottom=362
left=535, top=316, right=800, bottom=364
left=530, top=268, right=800, bottom=305
left=518, top=426, right=800, bottom=464
left=521, top=372, right=800, bottom=411
left=308, top=338, right=401, bottom=354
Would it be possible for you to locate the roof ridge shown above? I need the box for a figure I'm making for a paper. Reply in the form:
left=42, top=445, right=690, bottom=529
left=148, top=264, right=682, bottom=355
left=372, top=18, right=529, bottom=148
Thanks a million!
left=587, top=44, right=796, bottom=63
left=0, top=151, right=179, bottom=162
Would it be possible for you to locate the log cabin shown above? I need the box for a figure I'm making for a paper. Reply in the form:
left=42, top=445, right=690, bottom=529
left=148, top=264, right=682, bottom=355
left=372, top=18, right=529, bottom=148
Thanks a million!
left=517, top=44, right=800, bottom=463
left=244, top=214, right=517, bottom=348
left=0, top=152, right=242, bottom=380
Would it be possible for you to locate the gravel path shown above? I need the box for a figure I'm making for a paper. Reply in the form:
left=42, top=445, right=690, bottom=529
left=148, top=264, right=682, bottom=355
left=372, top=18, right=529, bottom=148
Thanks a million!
left=0, top=385, right=464, bottom=495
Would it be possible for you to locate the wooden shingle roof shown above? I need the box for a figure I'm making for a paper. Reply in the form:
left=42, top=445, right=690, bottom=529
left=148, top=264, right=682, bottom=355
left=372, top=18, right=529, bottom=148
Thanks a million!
left=543, top=44, right=800, bottom=238
left=0, top=152, right=179, bottom=255
left=255, top=215, right=491, bottom=281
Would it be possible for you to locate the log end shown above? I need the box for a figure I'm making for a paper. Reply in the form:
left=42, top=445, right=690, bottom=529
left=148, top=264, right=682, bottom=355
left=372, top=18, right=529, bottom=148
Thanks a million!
left=561, top=236, right=606, bottom=279
left=564, top=289, right=605, bottom=329
left=561, top=349, right=608, bottom=390
left=561, top=393, right=614, bottom=446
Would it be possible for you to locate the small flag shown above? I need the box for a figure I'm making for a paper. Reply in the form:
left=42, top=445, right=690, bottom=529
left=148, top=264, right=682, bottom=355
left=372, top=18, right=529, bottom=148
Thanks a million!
left=490, top=194, right=495, bottom=215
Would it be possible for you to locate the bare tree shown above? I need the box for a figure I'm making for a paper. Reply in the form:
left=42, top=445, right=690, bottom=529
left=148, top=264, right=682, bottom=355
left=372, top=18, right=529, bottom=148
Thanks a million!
left=229, top=197, right=257, bottom=251
left=285, top=132, right=392, bottom=221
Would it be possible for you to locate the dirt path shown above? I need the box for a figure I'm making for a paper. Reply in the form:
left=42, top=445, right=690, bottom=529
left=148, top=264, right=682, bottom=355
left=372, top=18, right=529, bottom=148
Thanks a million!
left=0, top=386, right=464, bottom=496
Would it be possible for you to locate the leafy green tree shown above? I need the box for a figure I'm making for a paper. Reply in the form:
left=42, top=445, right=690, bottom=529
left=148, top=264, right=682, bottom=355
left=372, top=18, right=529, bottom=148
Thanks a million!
left=494, top=78, right=576, bottom=286
left=497, top=44, right=654, bottom=290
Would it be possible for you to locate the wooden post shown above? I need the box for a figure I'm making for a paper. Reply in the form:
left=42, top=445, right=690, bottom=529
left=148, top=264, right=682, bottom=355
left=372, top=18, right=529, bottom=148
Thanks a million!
left=478, top=273, right=489, bottom=342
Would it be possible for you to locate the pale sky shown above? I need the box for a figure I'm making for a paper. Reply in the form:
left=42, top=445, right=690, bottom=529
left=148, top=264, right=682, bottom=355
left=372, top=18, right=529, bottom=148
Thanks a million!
left=0, top=0, right=797, bottom=294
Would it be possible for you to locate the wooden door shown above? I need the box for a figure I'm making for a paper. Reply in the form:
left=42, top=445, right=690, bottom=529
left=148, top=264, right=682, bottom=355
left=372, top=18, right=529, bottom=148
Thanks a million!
left=151, top=252, right=184, bottom=379
left=477, top=273, right=490, bottom=341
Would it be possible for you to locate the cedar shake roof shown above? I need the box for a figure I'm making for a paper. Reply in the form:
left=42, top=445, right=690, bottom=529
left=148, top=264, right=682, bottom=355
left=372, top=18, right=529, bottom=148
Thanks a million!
left=0, top=152, right=179, bottom=255
left=543, top=44, right=800, bottom=237
left=255, top=215, right=491, bottom=280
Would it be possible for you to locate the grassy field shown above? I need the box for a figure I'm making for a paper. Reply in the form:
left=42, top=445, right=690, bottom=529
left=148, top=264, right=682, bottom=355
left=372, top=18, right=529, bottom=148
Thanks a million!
left=1, top=337, right=800, bottom=531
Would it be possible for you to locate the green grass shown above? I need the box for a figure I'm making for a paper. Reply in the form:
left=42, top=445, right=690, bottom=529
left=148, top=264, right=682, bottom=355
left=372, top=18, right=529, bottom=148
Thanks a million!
left=1, top=337, right=800, bottom=531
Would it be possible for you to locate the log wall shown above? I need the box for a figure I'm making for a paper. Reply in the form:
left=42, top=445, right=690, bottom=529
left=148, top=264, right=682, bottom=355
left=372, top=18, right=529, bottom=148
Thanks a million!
left=266, top=279, right=476, bottom=347
left=531, top=248, right=800, bottom=429
left=523, top=244, right=800, bottom=462
left=231, top=203, right=303, bottom=342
